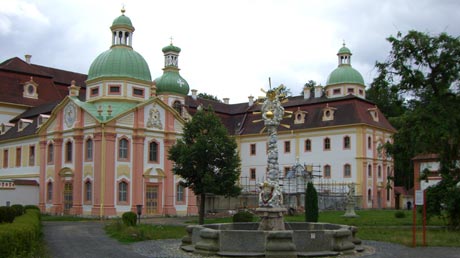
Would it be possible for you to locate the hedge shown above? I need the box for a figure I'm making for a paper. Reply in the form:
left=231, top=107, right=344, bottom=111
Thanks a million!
left=122, top=211, right=137, bottom=226
left=0, top=209, right=41, bottom=258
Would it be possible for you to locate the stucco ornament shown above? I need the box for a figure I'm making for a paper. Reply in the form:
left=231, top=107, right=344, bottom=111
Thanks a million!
left=146, top=104, right=162, bottom=129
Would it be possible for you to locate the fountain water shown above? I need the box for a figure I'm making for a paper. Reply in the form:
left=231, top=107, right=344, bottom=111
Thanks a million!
left=180, top=85, right=362, bottom=257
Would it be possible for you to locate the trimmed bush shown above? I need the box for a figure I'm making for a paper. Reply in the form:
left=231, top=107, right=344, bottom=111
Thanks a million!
left=305, top=182, right=319, bottom=222
left=232, top=210, right=254, bottom=222
left=122, top=211, right=137, bottom=226
left=394, top=210, right=406, bottom=218
left=0, top=206, right=16, bottom=223
left=11, top=204, right=24, bottom=217
left=0, top=209, right=41, bottom=258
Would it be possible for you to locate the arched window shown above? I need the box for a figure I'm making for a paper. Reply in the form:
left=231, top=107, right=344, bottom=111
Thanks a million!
left=118, top=181, right=128, bottom=202
left=177, top=183, right=185, bottom=202
left=368, top=136, right=372, bottom=149
left=305, top=139, right=311, bottom=152
left=118, top=138, right=129, bottom=160
left=368, top=189, right=372, bottom=201
left=86, top=138, right=93, bottom=161
left=149, top=141, right=158, bottom=162
left=324, top=165, right=331, bottom=178
left=344, top=164, right=351, bottom=177
left=324, top=137, right=331, bottom=150
left=368, top=164, right=372, bottom=177
left=173, top=101, right=182, bottom=115
left=47, top=181, right=53, bottom=202
left=343, top=136, right=350, bottom=149
left=65, top=141, right=72, bottom=162
left=85, top=181, right=92, bottom=203
left=378, top=166, right=382, bottom=178
left=47, top=143, right=54, bottom=164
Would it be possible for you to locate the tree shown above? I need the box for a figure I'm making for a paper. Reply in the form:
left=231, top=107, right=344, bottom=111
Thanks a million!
left=168, top=107, right=241, bottom=224
left=197, top=93, right=222, bottom=102
left=305, top=182, right=318, bottom=222
left=373, top=30, right=460, bottom=229
left=300, top=80, right=318, bottom=97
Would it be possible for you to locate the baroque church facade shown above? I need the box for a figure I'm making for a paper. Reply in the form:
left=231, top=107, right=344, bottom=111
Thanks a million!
left=0, top=10, right=395, bottom=216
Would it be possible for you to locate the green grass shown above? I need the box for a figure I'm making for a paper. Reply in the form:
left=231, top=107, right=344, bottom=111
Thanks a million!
left=105, top=210, right=460, bottom=247
left=104, top=220, right=186, bottom=243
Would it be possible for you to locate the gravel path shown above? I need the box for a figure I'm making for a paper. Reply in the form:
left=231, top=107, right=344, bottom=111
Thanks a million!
left=43, top=220, right=460, bottom=258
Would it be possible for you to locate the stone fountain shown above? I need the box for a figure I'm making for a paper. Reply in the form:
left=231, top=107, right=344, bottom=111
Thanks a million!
left=181, top=85, right=362, bottom=257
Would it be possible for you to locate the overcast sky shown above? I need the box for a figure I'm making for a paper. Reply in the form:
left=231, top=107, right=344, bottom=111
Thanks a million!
left=1, top=0, right=460, bottom=103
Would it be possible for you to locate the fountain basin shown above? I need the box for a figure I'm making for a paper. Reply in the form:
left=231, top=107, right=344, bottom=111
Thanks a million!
left=181, top=222, right=361, bottom=257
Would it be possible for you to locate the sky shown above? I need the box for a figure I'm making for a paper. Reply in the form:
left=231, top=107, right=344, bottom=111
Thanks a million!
left=1, top=0, right=460, bottom=103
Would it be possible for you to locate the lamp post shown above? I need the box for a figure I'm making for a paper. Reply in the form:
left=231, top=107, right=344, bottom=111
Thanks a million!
left=136, top=204, right=143, bottom=225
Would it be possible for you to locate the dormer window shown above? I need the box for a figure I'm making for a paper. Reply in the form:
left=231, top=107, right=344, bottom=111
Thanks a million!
left=294, top=109, right=308, bottom=124
left=322, top=104, right=337, bottom=121
left=37, top=114, right=50, bottom=128
left=0, top=123, right=14, bottom=135
left=368, top=107, right=379, bottom=122
left=18, top=119, right=33, bottom=132
left=23, top=77, right=38, bottom=99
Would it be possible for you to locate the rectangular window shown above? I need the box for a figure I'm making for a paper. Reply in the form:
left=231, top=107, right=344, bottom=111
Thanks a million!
left=29, top=145, right=35, bottom=166
left=343, top=136, right=351, bottom=149
left=344, top=164, right=351, bottom=177
left=65, top=142, right=72, bottom=163
left=119, top=138, right=129, bottom=160
left=109, top=85, right=121, bottom=95
left=324, top=165, right=331, bottom=178
left=250, top=144, right=256, bottom=156
left=47, top=182, right=53, bottom=202
left=85, top=181, right=92, bottom=203
left=149, top=142, right=158, bottom=162
left=3, top=149, right=8, bottom=168
left=324, top=138, right=331, bottom=150
left=86, top=139, right=93, bottom=161
left=305, top=139, right=311, bottom=152
left=15, top=147, right=21, bottom=167
left=119, top=182, right=128, bottom=202
left=250, top=168, right=256, bottom=180
left=90, top=87, right=99, bottom=96
left=284, top=167, right=290, bottom=177
left=333, top=88, right=341, bottom=95
left=177, top=184, right=184, bottom=202
left=347, top=88, right=355, bottom=94
left=284, top=141, right=291, bottom=153
left=133, top=88, right=144, bottom=97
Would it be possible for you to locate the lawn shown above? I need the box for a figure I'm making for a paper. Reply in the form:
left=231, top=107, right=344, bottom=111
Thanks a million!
left=103, top=209, right=460, bottom=247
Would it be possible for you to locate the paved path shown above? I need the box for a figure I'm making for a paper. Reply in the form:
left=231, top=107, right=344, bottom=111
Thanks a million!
left=43, top=220, right=460, bottom=258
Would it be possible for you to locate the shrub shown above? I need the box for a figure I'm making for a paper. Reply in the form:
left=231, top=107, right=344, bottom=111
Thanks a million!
left=305, top=182, right=319, bottom=222
left=394, top=210, right=406, bottom=218
left=232, top=210, right=254, bottom=222
left=122, top=211, right=137, bottom=226
left=0, top=206, right=16, bottom=223
left=24, top=205, right=40, bottom=211
left=0, top=209, right=41, bottom=258
left=11, top=204, right=24, bottom=217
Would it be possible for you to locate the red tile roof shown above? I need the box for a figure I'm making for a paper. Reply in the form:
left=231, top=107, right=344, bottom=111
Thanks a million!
left=0, top=57, right=87, bottom=107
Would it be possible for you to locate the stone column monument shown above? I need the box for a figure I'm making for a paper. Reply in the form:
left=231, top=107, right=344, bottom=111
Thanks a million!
left=255, top=85, right=290, bottom=230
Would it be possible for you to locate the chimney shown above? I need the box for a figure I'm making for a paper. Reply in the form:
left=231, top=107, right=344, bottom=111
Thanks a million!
left=191, top=89, right=197, bottom=100
left=248, top=95, right=254, bottom=106
left=24, top=54, right=32, bottom=64
left=303, top=86, right=311, bottom=99
left=68, top=80, right=80, bottom=97
left=314, top=85, right=323, bottom=98
left=223, top=98, right=229, bottom=104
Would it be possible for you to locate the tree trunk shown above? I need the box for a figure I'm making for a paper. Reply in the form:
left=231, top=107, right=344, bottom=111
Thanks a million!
left=199, top=192, right=206, bottom=225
